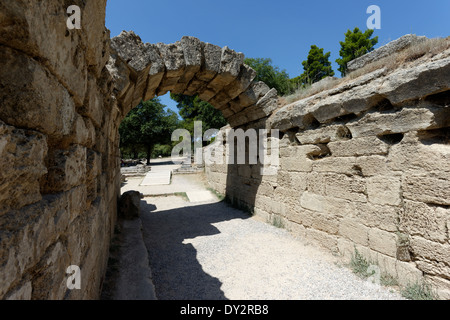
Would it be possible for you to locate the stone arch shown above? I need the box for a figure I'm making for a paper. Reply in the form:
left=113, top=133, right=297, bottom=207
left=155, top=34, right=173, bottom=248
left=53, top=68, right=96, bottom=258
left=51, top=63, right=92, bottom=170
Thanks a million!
left=107, top=31, right=279, bottom=128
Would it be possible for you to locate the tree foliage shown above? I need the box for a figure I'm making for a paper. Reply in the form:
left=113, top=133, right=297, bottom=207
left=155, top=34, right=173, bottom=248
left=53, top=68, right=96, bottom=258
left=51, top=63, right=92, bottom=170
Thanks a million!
left=336, top=27, right=378, bottom=76
left=119, top=98, right=179, bottom=164
left=299, top=45, right=335, bottom=86
left=244, top=57, right=294, bottom=96
left=170, top=93, right=227, bottom=138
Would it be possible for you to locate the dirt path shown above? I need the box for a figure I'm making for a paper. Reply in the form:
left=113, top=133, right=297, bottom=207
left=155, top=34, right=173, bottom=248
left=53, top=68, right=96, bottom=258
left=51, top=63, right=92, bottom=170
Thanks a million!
left=107, top=164, right=404, bottom=300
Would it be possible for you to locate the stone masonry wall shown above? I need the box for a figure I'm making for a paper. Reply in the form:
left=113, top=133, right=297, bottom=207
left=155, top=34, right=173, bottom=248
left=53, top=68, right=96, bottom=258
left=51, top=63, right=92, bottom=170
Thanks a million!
left=1, top=0, right=449, bottom=300
left=205, top=43, right=450, bottom=299
left=0, top=2, right=275, bottom=299
left=0, top=1, right=120, bottom=299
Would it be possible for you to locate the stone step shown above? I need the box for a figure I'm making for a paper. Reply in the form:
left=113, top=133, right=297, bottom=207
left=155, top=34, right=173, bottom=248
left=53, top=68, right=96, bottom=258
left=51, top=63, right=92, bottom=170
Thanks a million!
left=140, top=170, right=172, bottom=186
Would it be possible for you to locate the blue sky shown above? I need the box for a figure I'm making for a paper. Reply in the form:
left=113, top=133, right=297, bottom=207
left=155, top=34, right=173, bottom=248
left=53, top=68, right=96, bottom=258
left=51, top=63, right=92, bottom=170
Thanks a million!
left=106, top=0, right=450, bottom=114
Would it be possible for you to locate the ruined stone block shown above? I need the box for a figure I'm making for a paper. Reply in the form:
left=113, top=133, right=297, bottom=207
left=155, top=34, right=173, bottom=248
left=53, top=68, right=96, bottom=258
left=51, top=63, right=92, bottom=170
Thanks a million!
left=339, top=218, right=369, bottom=246
left=400, top=200, right=448, bottom=243
left=367, top=175, right=402, bottom=206
left=328, top=136, right=389, bottom=157
left=44, top=145, right=87, bottom=193
left=0, top=46, right=77, bottom=138
left=347, top=106, right=450, bottom=138
left=300, top=192, right=355, bottom=217
left=368, top=228, right=398, bottom=257
left=0, top=122, right=47, bottom=213
left=353, top=203, right=399, bottom=233
left=325, top=174, right=367, bottom=202
left=402, top=174, right=450, bottom=206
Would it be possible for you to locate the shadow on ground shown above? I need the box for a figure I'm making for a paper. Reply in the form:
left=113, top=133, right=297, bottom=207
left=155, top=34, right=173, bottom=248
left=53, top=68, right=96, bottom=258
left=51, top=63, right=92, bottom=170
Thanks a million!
left=140, top=200, right=250, bottom=300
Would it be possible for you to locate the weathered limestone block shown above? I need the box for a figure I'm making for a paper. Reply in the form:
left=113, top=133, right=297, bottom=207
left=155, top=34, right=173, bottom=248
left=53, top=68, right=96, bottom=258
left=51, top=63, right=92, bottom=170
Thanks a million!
left=30, top=241, right=70, bottom=300
left=312, top=156, right=359, bottom=176
left=220, top=107, right=235, bottom=118
left=346, top=105, right=450, bottom=138
left=205, top=46, right=244, bottom=95
left=416, top=258, right=450, bottom=281
left=228, top=81, right=271, bottom=114
left=305, top=228, right=338, bottom=250
left=83, top=1, right=110, bottom=76
left=311, top=96, right=345, bottom=123
left=324, top=174, right=367, bottom=202
left=410, top=236, right=450, bottom=267
left=402, top=174, right=450, bottom=206
left=270, top=98, right=311, bottom=131
left=308, top=211, right=340, bottom=235
left=368, top=228, right=398, bottom=257
left=143, top=43, right=165, bottom=100
left=208, top=91, right=234, bottom=110
left=280, top=146, right=317, bottom=172
left=0, top=189, right=78, bottom=299
left=388, top=138, right=450, bottom=173
left=367, top=175, right=402, bottom=206
left=0, top=46, right=76, bottom=139
left=110, top=31, right=151, bottom=73
left=300, top=192, right=355, bottom=217
left=86, top=150, right=102, bottom=201
left=400, top=200, right=448, bottom=243
left=0, top=122, right=47, bottom=213
left=173, top=36, right=203, bottom=94
left=356, top=155, right=390, bottom=177
left=106, top=53, right=132, bottom=100
left=0, top=0, right=100, bottom=105
left=423, top=276, right=450, bottom=300
left=296, top=125, right=349, bottom=145
left=256, top=88, right=279, bottom=115
left=110, top=31, right=153, bottom=106
left=353, top=203, right=400, bottom=233
left=157, top=41, right=185, bottom=95
left=222, top=64, right=257, bottom=100
left=328, top=136, right=389, bottom=157
left=348, top=34, right=427, bottom=73
left=79, top=75, right=104, bottom=127
left=44, top=145, right=87, bottom=194
left=395, top=260, right=423, bottom=287
left=379, top=56, right=450, bottom=104
left=184, top=42, right=222, bottom=96
left=339, top=218, right=369, bottom=246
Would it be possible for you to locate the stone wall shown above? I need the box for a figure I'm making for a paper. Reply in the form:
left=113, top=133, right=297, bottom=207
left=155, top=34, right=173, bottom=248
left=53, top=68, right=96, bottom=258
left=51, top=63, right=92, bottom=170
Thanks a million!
left=205, top=43, right=450, bottom=299
left=0, top=1, right=275, bottom=299
left=1, top=0, right=449, bottom=300
left=0, top=0, right=119, bottom=299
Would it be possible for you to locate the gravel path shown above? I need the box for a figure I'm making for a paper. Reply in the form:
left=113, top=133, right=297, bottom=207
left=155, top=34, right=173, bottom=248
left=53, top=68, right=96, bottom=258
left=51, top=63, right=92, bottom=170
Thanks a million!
left=140, top=191, right=405, bottom=300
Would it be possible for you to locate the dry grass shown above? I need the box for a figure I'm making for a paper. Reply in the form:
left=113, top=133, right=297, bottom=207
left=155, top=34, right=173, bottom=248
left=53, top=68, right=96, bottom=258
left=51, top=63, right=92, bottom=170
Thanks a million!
left=284, top=77, right=342, bottom=104
left=283, top=36, right=450, bottom=105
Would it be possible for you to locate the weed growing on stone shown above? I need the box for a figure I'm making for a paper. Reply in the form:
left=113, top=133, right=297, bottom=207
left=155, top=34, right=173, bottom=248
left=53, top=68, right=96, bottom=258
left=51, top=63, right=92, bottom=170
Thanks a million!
left=174, top=192, right=189, bottom=202
left=350, top=248, right=373, bottom=278
left=269, top=215, right=285, bottom=229
left=207, top=187, right=225, bottom=201
left=401, top=282, right=437, bottom=300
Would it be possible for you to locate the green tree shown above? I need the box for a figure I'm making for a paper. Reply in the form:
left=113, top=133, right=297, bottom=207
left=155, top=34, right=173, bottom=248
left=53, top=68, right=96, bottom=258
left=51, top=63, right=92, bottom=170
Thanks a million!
left=336, top=27, right=378, bottom=77
left=119, top=98, right=179, bottom=164
left=244, top=57, right=294, bottom=95
left=300, top=45, right=335, bottom=85
left=170, top=94, right=227, bottom=139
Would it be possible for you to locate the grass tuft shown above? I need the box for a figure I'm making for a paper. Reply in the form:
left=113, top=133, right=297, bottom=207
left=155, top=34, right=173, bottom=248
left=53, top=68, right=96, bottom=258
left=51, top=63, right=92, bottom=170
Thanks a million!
left=401, top=282, right=438, bottom=300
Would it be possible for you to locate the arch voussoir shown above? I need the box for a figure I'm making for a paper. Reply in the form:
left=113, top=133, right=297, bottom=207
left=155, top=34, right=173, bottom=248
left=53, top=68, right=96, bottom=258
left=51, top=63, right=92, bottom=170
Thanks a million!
left=109, top=30, right=279, bottom=127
